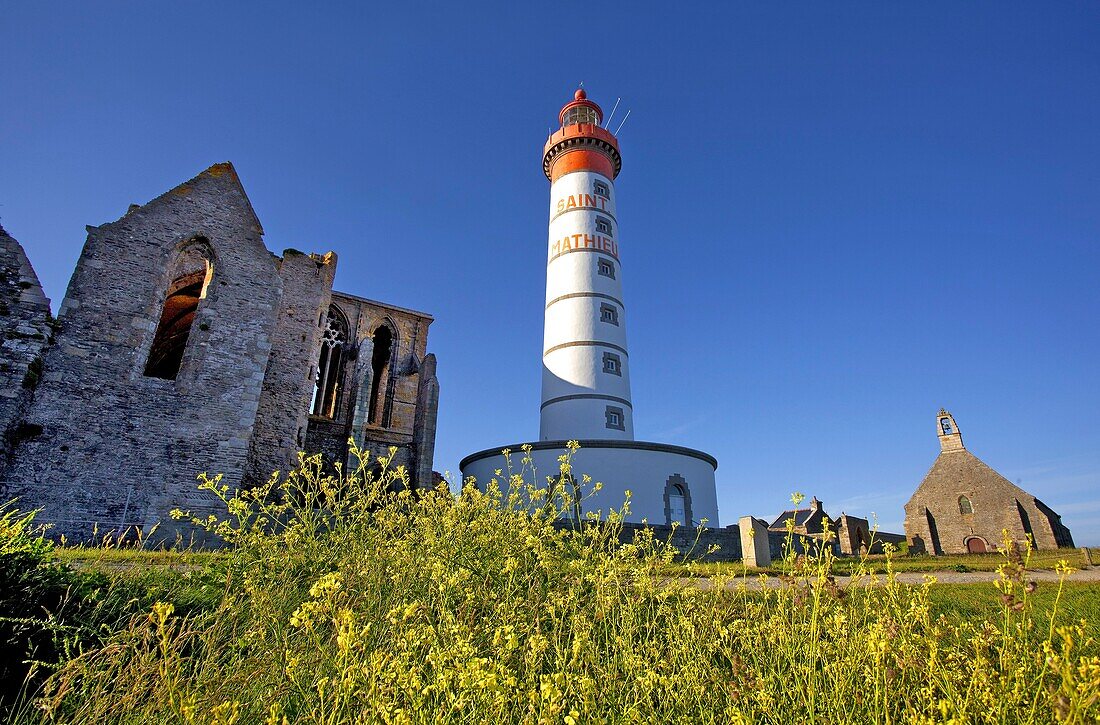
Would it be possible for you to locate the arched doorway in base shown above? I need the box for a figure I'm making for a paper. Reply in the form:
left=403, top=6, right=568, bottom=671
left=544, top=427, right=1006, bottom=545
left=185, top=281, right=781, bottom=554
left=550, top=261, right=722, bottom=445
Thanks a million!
left=663, top=474, right=693, bottom=527
left=965, top=536, right=988, bottom=554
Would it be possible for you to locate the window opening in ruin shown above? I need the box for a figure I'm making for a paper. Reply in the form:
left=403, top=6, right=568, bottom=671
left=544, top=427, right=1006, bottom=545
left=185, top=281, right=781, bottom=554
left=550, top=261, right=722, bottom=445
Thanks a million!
left=368, top=324, right=394, bottom=425
left=597, top=257, right=615, bottom=279
left=958, top=495, right=973, bottom=515
left=144, top=248, right=213, bottom=380
left=311, top=306, right=348, bottom=418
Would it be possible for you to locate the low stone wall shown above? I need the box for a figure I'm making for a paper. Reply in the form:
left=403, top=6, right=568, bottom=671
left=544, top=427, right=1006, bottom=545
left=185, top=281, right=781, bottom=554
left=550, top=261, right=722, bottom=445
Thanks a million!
left=552, top=520, right=744, bottom=562
left=547, top=520, right=908, bottom=564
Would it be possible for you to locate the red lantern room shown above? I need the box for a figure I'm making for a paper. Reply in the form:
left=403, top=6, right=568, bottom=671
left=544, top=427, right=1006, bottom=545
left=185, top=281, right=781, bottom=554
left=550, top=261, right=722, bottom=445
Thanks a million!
left=558, top=88, right=603, bottom=127
left=543, top=88, right=622, bottom=182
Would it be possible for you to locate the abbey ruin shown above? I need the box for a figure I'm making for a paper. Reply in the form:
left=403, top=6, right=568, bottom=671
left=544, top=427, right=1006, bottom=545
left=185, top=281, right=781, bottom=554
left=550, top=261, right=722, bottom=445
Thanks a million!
left=0, top=163, right=439, bottom=540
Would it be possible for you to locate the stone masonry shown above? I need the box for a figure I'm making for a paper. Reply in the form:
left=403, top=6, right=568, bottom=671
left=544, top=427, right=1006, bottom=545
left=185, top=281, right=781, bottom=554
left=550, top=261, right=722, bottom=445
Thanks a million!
left=243, top=250, right=337, bottom=487
left=904, top=410, right=1073, bottom=554
left=0, top=225, right=53, bottom=468
left=304, top=291, right=438, bottom=485
left=0, top=163, right=440, bottom=541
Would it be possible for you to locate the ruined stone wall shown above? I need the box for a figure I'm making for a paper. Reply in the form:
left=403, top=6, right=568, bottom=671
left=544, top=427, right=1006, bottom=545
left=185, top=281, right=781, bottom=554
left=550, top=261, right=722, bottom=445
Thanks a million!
left=305, top=293, right=437, bottom=488
left=412, top=353, right=440, bottom=490
left=0, top=165, right=284, bottom=541
left=0, top=225, right=52, bottom=468
left=244, top=250, right=336, bottom=487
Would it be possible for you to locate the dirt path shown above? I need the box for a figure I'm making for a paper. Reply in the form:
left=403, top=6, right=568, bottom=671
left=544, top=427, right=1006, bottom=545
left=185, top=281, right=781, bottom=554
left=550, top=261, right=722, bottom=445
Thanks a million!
left=687, top=566, right=1100, bottom=590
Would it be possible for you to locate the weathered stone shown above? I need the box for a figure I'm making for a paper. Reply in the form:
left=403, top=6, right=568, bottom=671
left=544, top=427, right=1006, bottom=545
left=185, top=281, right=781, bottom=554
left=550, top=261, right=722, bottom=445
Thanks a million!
left=303, top=291, right=437, bottom=489
left=739, top=516, right=771, bottom=567
left=0, top=224, right=52, bottom=467
left=903, top=410, right=1073, bottom=554
left=0, top=163, right=439, bottom=542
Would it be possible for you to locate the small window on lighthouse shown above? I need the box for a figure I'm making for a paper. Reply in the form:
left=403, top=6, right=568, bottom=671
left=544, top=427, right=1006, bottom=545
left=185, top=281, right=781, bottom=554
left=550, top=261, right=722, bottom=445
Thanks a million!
left=600, top=304, right=619, bottom=326
left=593, top=180, right=610, bottom=199
left=595, top=216, right=613, bottom=235
left=602, top=352, right=621, bottom=376
left=605, top=406, right=625, bottom=431
left=597, top=258, right=615, bottom=279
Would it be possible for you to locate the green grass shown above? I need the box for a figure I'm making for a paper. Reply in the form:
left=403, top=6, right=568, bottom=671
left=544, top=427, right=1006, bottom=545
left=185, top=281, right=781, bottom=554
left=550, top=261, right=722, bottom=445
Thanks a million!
left=928, top=582, right=1100, bottom=639
left=52, top=546, right=226, bottom=568
left=673, top=546, right=1092, bottom=577
left=54, top=542, right=1087, bottom=581
left=4, top=445, right=1099, bottom=723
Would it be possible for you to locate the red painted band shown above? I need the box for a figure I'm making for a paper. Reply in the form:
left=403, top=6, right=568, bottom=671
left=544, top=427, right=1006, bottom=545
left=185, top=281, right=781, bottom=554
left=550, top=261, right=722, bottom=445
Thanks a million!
left=549, top=149, right=615, bottom=183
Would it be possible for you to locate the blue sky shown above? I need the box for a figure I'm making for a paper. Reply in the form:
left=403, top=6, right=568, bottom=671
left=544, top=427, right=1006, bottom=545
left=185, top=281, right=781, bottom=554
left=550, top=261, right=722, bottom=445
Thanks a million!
left=3, top=2, right=1098, bottom=543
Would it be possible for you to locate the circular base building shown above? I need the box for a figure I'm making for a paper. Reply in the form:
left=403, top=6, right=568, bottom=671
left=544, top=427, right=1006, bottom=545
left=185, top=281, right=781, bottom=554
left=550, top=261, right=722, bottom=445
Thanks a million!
left=461, top=439, right=718, bottom=527
left=461, top=89, right=720, bottom=526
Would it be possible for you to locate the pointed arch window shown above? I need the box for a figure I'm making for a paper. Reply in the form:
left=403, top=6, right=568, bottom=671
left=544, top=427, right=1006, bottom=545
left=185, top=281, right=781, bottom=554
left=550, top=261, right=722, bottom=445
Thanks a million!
left=958, top=495, right=973, bottom=515
left=368, top=324, right=395, bottom=426
left=311, top=306, right=348, bottom=418
left=144, top=241, right=213, bottom=380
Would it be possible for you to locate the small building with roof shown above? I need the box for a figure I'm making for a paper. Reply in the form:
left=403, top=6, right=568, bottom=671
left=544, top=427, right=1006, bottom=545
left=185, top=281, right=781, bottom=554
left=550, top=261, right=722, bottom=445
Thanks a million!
left=768, top=496, right=905, bottom=556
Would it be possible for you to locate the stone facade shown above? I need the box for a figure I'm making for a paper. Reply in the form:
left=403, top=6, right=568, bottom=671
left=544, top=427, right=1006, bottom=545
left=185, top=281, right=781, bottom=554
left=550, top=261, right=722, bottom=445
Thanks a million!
left=0, top=163, right=439, bottom=541
left=0, top=225, right=53, bottom=468
left=304, top=291, right=437, bottom=485
left=903, top=410, right=1073, bottom=555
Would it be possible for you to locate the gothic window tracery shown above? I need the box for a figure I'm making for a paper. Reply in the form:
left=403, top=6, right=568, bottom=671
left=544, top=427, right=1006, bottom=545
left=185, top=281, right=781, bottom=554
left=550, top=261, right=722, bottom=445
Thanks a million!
left=312, top=306, right=349, bottom=418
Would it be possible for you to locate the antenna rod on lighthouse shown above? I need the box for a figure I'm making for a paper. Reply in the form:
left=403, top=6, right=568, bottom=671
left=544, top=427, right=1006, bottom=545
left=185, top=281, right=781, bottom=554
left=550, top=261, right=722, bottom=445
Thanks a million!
left=614, top=109, right=632, bottom=136
left=604, top=97, right=621, bottom=129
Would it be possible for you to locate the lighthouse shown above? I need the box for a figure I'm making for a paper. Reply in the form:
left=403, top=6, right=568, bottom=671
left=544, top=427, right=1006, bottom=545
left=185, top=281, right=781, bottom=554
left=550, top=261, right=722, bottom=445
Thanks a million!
left=541, top=89, right=632, bottom=440
left=462, top=88, right=720, bottom=528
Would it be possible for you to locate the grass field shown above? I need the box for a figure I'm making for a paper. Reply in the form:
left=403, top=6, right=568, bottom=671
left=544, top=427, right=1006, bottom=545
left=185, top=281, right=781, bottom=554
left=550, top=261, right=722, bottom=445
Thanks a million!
left=927, top=581, right=1100, bottom=637
left=3, top=448, right=1098, bottom=722
left=51, top=545, right=226, bottom=568
left=659, top=544, right=1093, bottom=579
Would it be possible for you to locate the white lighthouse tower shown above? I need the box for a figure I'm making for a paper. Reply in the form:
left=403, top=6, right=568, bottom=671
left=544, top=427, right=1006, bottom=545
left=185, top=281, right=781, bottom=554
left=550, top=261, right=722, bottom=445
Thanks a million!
left=462, top=88, right=720, bottom=528
left=540, top=89, right=632, bottom=441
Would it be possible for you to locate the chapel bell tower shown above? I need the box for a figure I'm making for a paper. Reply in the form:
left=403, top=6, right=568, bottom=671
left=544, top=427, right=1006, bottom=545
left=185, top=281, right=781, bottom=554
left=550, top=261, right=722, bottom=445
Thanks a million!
left=937, top=408, right=964, bottom=452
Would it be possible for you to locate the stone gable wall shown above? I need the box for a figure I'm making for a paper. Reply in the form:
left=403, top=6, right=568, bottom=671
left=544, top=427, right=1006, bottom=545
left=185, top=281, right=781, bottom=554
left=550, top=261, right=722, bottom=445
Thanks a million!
left=0, top=167, right=284, bottom=540
left=904, top=449, right=1073, bottom=554
left=0, top=164, right=439, bottom=542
